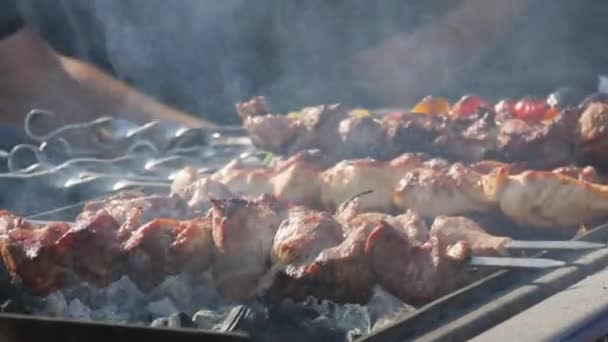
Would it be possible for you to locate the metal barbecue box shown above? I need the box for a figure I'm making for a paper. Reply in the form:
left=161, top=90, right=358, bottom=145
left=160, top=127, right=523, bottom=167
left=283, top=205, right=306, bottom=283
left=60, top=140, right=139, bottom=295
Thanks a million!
left=2, top=110, right=608, bottom=342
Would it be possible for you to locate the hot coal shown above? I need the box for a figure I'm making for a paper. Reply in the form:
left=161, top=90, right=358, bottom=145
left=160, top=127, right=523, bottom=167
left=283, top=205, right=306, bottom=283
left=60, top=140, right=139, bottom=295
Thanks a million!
left=24, top=268, right=411, bottom=342
left=150, top=312, right=196, bottom=329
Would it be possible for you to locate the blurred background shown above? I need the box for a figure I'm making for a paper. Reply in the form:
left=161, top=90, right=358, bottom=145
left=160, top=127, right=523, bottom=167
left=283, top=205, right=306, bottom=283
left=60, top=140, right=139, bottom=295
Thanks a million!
left=16, top=1, right=602, bottom=124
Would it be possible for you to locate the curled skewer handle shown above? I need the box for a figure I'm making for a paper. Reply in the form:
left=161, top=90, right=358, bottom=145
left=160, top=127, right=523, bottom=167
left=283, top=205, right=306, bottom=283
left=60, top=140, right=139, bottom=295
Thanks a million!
left=25, top=109, right=115, bottom=142
left=8, top=144, right=43, bottom=172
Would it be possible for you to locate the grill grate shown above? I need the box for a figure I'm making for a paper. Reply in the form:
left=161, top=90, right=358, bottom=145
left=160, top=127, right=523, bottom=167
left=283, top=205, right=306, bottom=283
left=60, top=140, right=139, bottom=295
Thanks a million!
left=2, top=115, right=608, bottom=341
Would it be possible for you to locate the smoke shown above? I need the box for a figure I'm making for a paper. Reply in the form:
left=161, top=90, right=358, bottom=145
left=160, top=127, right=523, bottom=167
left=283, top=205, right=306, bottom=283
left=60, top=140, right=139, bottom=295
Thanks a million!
left=15, top=1, right=599, bottom=123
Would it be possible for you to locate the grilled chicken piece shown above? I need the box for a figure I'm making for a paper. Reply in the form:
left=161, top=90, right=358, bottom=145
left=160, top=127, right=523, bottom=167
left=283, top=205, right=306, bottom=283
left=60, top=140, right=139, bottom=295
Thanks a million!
left=494, top=168, right=608, bottom=228
left=551, top=165, right=602, bottom=183
left=321, top=154, right=427, bottom=212
left=430, top=216, right=511, bottom=256
left=210, top=196, right=286, bottom=301
left=267, top=206, right=344, bottom=301
left=210, top=151, right=325, bottom=208
left=0, top=217, right=71, bottom=296
left=365, top=221, right=471, bottom=305
left=393, top=163, right=497, bottom=217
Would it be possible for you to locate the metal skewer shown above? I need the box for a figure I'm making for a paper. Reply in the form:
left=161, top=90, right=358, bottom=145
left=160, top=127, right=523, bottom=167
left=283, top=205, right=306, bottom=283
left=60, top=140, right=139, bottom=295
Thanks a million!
left=505, top=240, right=606, bottom=250
left=469, top=256, right=566, bottom=269
left=19, top=217, right=575, bottom=270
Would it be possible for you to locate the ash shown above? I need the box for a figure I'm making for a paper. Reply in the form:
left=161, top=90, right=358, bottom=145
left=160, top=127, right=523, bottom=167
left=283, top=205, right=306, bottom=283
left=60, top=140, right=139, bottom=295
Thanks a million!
left=33, top=275, right=412, bottom=342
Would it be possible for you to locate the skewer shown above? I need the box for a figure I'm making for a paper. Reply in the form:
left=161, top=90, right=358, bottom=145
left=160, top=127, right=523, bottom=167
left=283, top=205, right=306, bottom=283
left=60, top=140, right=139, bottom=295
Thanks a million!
left=469, top=256, right=566, bottom=269
left=20, top=218, right=577, bottom=270
left=505, top=240, right=606, bottom=250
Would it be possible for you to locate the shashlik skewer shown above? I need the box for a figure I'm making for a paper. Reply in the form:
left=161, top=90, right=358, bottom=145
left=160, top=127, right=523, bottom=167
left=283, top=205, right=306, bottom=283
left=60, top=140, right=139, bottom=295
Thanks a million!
left=0, top=193, right=592, bottom=306
left=171, top=150, right=608, bottom=230
left=235, top=95, right=590, bottom=169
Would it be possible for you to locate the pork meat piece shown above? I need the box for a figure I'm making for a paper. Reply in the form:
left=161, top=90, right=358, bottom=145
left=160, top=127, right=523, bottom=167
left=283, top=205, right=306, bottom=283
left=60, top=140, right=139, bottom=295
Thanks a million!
left=55, top=210, right=123, bottom=287
left=576, top=101, right=608, bottom=170
left=430, top=216, right=511, bottom=256
left=365, top=221, right=470, bottom=305
left=496, top=112, right=574, bottom=169
left=266, top=206, right=344, bottom=301
left=122, top=216, right=213, bottom=291
left=0, top=219, right=71, bottom=296
left=432, top=112, right=498, bottom=162
left=386, top=113, right=446, bottom=156
left=79, top=191, right=190, bottom=224
left=336, top=116, right=397, bottom=161
left=300, top=225, right=377, bottom=304
left=211, top=150, right=326, bottom=208
left=236, top=96, right=271, bottom=119
left=210, top=196, right=286, bottom=301
left=337, top=196, right=429, bottom=242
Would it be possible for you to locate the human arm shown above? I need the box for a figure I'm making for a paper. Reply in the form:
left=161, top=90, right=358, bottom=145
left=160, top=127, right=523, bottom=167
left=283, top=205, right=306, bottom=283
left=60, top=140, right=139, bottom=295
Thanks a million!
left=0, top=23, right=215, bottom=130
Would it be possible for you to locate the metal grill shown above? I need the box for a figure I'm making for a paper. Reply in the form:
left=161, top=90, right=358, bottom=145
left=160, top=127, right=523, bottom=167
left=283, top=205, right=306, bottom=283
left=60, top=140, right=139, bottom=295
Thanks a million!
left=1, top=113, right=608, bottom=341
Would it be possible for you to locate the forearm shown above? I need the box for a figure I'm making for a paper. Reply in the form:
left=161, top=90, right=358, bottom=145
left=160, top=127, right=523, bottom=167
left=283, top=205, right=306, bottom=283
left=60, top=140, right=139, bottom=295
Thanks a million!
left=58, top=56, right=215, bottom=127
left=0, top=28, right=214, bottom=129
left=351, top=0, right=530, bottom=105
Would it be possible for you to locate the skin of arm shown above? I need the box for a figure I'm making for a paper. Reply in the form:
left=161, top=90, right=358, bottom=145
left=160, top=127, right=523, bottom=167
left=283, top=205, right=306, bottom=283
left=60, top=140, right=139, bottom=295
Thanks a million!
left=350, top=0, right=531, bottom=106
left=0, top=28, right=215, bottom=129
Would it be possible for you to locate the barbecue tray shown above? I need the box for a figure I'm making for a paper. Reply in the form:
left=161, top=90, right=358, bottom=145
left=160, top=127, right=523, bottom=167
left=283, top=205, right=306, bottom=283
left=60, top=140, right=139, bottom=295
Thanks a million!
left=15, top=190, right=608, bottom=342
left=4, top=112, right=608, bottom=341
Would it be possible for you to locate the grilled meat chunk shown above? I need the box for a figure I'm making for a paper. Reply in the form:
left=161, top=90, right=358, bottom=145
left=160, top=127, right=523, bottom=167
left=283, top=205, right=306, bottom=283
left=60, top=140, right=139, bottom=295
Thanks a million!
left=79, top=191, right=190, bottom=224
left=432, top=112, right=497, bottom=162
left=336, top=116, right=397, bottom=160
left=236, top=96, right=271, bottom=119
left=271, top=207, right=343, bottom=266
left=337, top=197, right=429, bottom=242
left=551, top=165, right=602, bottom=183
left=242, top=101, right=350, bottom=156
left=238, top=96, right=590, bottom=168
left=267, top=206, right=344, bottom=301
left=494, top=168, right=608, bottom=228
left=365, top=221, right=471, bottom=305
left=210, top=196, right=286, bottom=301
left=496, top=115, right=574, bottom=169
left=0, top=212, right=71, bottom=296
left=55, top=210, right=123, bottom=287
left=210, top=150, right=325, bottom=208
left=320, top=154, right=426, bottom=212
left=394, top=163, right=497, bottom=217
left=430, top=216, right=511, bottom=256
left=123, top=216, right=213, bottom=291
left=576, top=101, right=608, bottom=170
left=301, top=225, right=377, bottom=304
